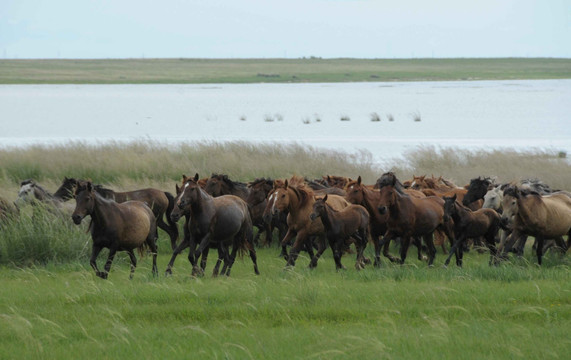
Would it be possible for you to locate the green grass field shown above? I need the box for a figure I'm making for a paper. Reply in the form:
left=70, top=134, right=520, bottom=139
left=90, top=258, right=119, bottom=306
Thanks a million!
left=0, top=143, right=570, bottom=359
left=1, top=243, right=569, bottom=359
left=0, top=58, right=570, bottom=84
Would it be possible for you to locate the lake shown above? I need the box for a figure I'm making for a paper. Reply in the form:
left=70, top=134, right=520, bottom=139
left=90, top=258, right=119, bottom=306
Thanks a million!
left=1, top=80, right=569, bottom=165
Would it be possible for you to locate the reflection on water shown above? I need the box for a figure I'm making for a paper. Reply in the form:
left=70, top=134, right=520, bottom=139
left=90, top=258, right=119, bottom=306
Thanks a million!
left=1, top=80, right=569, bottom=165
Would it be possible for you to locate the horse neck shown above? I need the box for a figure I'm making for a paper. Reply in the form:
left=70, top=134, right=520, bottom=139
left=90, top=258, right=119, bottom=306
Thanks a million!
left=191, top=188, right=216, bottom=218
left=319, top=204, right=336, bottom=229
left=361, top=187, right=381, bottom=213
left=90, top=194, right=114, bottom=227
left=515, top=195, right=543, bottom=227
left=389, top=190, right=409, bottom=220
left=286, top=188, right=305, bottom=217
left=450, top=202, right=469, bottom=223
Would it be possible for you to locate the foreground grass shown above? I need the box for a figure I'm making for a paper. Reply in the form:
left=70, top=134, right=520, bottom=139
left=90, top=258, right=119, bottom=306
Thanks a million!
left=0, top=246, right=569, bottom=359
left=0, top=58, right=570, bottom=84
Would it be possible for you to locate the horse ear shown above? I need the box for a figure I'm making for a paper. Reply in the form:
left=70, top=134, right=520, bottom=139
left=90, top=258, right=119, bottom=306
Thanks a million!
left=182, top=174, right=188, bottom=181
left=284, top=179, right=289, bottom=189
left=175, top=184, right=180, bottom=193
left=357, top=176, right=362, bottom=185
left=194, top=173, right=199, bottom=182
left=87, top=182, right=93, bottom=192
left=323, top=194, right=328, bottom=202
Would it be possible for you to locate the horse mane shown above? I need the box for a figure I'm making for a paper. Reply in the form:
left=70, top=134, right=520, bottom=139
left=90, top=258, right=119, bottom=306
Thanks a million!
left=288, top=176, right=314, bottom=207
left=211, top=173, right=248, bottom=191
left=248, top=177, right=274, bottom=188
left=439, top=176, right=458, bottom=188
left=376, top=172, right=407, bottom=195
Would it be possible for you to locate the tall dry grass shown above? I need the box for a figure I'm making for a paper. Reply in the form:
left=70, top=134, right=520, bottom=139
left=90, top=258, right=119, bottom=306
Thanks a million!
left=0, top=141, right=569, bottom=200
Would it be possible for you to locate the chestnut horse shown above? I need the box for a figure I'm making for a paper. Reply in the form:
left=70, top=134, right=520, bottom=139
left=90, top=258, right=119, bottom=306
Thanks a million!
left=310, top=194, right=370, bottom=270
left=377, top=174, right=454, bottom=266
left=72, top=181, right=158, bottom=279
left=442, top=194, right=501, bottom=267
left=271, top=176, right=351, bottom=269
left=500, top=186, right=571, bottom=265
left=171, top=174, right=259, bottom=277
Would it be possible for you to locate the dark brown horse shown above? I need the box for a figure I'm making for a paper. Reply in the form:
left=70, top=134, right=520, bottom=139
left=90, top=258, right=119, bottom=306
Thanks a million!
left=72, top=181, right=158, bottom=279
left=377, top=174, right=454, bottom=266
left=165, top=175, right=219, bottom=276
left=310, top=194, right=370, bottom=270
left=271, top=176, right=351, bottom=268
left=205, top=173, right=250, bottom=200
left=170, top=174, right=259, bottom=277
left=462, top=177, right=494, bottom=207
left=247, top=178, right=288, bottom=246
left=442, top=194, right=500, bottom=267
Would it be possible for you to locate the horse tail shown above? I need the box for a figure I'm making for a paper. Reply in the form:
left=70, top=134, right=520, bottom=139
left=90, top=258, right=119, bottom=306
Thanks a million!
left=237, top=213, right=255, bottom=258
left=164, top=191, right=177, bottom=227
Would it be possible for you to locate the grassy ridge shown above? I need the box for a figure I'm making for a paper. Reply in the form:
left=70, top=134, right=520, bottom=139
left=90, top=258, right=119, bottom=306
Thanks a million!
left=0, top=58, right=570, bottom=84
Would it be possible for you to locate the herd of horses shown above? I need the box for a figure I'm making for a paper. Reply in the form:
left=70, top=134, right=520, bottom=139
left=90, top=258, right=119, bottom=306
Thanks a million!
left=3, top=172, right=570, bottom=279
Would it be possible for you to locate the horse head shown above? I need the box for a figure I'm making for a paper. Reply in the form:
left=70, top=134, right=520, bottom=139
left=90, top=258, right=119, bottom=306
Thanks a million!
left=310, top=194, right=328, bottom=221
left=72, top=181, right=95, bottom=225
left=463, top=176, right=493, bottom=206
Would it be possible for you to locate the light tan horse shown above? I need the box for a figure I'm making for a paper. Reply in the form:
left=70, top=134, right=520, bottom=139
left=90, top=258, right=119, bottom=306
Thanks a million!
left=72, top=181, right=158, bottom=279
left=500, top=186, right=571, bottom=265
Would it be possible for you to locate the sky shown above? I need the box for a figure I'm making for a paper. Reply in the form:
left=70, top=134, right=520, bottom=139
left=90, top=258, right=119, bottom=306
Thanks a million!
left=1, top=0, right=569, bottom=59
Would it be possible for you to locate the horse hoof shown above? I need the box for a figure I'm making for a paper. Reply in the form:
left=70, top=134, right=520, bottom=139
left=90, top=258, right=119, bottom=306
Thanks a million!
left=96, top=271, right=108, bottom=279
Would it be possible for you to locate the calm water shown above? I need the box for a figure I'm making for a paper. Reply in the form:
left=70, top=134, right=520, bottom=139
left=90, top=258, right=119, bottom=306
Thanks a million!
left=1, top=80, right=569, bottom=165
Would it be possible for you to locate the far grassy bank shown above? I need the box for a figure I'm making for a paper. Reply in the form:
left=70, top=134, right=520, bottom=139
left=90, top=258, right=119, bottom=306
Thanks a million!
left=0, top=58, right=569, bottom=84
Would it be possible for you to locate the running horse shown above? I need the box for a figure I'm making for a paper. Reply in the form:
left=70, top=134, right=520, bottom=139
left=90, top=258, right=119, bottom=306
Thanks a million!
left=377, top=173, right=455, bottom=266
left=271, top=176, right=351, bottom=269
left=310, top=194, right=370, bottom=270
left=170, top=174, right=259, bottom=277
left=72, top=181, right=158, bottom=279
left=500, top=186, right=571, bottom=265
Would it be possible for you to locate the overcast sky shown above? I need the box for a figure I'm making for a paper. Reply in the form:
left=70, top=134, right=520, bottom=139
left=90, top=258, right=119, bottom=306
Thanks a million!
left=1, top=0, right=569, bottom=59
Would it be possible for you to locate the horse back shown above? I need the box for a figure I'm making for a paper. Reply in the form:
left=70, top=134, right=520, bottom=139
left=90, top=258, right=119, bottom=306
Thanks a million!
left=118, top=188, right=169, bottom=215
left=107, top=200, right=155, bottom=250
left=211, top=195, right=251, bottom=239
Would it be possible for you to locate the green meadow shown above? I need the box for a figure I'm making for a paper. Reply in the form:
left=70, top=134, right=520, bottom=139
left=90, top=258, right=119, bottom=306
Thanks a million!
left=0, top=58, right=570, bottom=84
left=0, top=143, right=570, bottom=359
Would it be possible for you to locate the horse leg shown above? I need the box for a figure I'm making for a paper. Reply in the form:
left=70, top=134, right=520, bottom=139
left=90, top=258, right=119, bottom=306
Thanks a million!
left=146, top=233, right=159, bottom=277
left=486, top=229, right=499, bottom=266
left=212, top=244, right=225, bottom=277
left=380, top=231, right=399, bottom=263
left=309, top=235, right=327, bottom=269
left=224, top=240, right=239, bottom=276
left=551, top=236, right=567, bottom=254
left=444, top=233, right=463, bottom=267
left=285, top=232, right=307, bottom=268
left=413, top=236, right=427, bottom=261
left=165, top=239, right=190, bottom=276
left=355, top=228, right=367, bottom=270
left=423, top=233, right=437, bottom=267
left=90, top=245, right=104, bottom=278
left=329, top=237, right=345, bottom=271
left=280, top=229, right=297, bottom=262
left=246, top=239, right=260, bottom=275
left=127, top=250, right=137, bottom=279
left=264, top=222, right=273, bottom=247
left=536, top=237, right=545, bottom=265
left=101, top=247, right=118, bottom=279
left=157, top=215, right=178, bottom=251
left=399, top=236, right=412, bottom=265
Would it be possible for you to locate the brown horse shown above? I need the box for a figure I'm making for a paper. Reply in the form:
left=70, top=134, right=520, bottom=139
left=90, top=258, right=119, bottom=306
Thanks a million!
left=500, top=186, right=571, bottom=265
left=442, top=194, right=500, bottom=267
left=310, top=194, right=370, bottom=270
left=165, top=175, right=219, bottom=276
left=271, top=176, right=351, bottom=268
left=247, top=178, right=288, bottom=246
left=72, top=181, right=158, bottom=279
left=90, top=184, right=179, bottom=250
left=205, top=173, right=250, bottom=200
left=170, top=174, right=259, bottom=277
left=323, top=175, right=353, bottom=190
left=377, top=174, right=454, bottom=266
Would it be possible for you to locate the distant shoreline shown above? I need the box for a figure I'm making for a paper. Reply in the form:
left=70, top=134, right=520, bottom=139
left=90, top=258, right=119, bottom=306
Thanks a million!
left=0, top=58, right=569, bottom=84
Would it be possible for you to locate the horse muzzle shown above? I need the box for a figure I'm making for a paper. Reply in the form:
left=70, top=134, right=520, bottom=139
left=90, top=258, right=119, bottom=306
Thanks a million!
left=378, top=206, right=387, bottom=215
left=72, top=214, right=84, bottom=225
left=170, top=211, right=181, bottom=223
left=309, top=213, right=318, bottom=221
